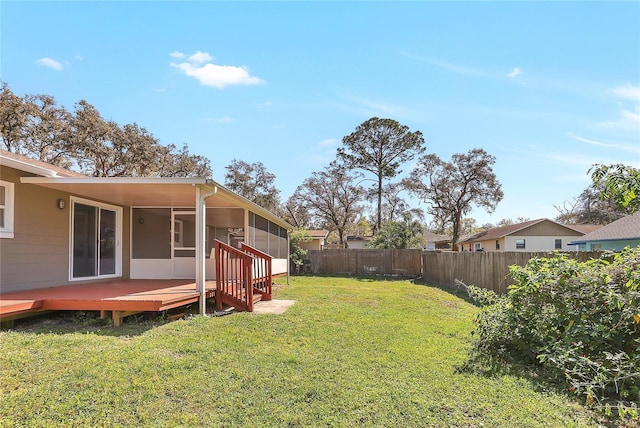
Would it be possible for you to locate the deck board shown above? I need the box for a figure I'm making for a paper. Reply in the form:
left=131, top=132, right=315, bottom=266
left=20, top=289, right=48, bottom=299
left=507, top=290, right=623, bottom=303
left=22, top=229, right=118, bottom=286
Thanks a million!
left=0, top=279, right=216, bottom=320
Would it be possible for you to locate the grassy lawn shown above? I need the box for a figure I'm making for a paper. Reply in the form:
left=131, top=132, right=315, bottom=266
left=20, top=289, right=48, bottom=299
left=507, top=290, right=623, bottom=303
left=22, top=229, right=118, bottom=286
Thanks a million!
left=0, top=276, right=600, bottom=427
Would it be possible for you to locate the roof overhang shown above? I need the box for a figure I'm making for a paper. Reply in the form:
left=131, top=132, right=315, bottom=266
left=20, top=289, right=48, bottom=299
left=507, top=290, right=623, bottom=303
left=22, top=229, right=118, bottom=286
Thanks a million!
left=2, top=156, right=68, bottom=177
left=570, top=237, right=640, bottom=245
left=20, top=176, right=293, bottom=230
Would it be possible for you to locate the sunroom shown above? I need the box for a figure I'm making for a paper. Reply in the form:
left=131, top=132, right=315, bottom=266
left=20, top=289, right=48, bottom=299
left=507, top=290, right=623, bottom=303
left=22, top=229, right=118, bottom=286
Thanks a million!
left=18, top=176, right=292, bottom=313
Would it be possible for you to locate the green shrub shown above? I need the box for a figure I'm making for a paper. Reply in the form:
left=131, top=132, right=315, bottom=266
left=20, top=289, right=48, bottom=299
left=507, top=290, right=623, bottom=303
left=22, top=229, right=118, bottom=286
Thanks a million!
left=464, top=247, right=640, bottom=419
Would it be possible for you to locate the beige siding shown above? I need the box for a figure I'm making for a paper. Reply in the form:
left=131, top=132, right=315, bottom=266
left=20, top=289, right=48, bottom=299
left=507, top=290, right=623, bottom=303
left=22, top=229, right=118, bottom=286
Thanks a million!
left=300, top=239, right=322, bottom=251
left=0, top=165, right=130, bottom=292
left=517, top=221, right=581, bottom=236
left=471, top=238, right=504, bottom=252
left=504, top=235, right=581, bottom=252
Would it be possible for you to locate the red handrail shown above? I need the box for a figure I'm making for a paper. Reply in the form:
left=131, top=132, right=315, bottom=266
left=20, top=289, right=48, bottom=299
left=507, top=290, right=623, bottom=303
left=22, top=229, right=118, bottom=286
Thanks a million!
left=214, top=240, right=272, bottom=312
left=241, top=243, right=273, bottom=299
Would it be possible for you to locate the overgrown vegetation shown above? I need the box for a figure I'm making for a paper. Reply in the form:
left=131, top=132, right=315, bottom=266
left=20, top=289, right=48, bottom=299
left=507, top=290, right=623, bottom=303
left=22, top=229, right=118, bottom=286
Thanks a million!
left=0, top=277, right=601, bottom=427
left=288, top=227, right=311, bottom=269
left=463, top=248, right=640, bottom=420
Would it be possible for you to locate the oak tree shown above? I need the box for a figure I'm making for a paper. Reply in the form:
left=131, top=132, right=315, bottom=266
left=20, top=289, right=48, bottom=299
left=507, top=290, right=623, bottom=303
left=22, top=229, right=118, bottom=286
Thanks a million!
left=291, top=166, right=365, bottom=245
left=404, top=148, right=503, bottom=251
left=224, top=159, right=281, bottom=213
left=0, top=82, right=211, bottom=178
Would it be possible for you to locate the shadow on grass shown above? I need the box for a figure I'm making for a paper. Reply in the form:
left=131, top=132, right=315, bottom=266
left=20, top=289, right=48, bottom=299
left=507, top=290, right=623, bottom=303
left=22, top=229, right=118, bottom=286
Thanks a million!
left=4, top=303, right=211, bottom=337
left=412, top=277, right=479, bottom=306
left=455, top=355, right=628, bottom=428
left=291, top=273, right=422, bottom=283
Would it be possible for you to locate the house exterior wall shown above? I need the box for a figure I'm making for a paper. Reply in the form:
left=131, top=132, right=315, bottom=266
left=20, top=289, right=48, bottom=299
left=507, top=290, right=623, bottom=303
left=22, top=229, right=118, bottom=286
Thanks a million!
left=515, top=221, right=581, bottom=237
left=347, top=240, right=369, bottom=249
left=300, top=239, right=323, bottom=252
left=0, top=165, right=131, bottom=292
left=465, top=238, right=505, bottom=252
left=580, top=239, right=640, bottom=252
left=504, top=235, right=582, bottom=252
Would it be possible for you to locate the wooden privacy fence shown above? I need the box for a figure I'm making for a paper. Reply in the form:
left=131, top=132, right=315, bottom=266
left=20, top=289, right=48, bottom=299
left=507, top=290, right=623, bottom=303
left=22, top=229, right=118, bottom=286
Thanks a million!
left=304, top=249, right=422, bottom=277
left=422, top=251, right=601, bottom=294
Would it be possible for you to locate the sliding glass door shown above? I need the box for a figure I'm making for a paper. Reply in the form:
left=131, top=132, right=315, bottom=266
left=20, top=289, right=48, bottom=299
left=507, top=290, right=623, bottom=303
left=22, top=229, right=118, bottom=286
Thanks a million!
left=71, top=199, right=121, bottom=279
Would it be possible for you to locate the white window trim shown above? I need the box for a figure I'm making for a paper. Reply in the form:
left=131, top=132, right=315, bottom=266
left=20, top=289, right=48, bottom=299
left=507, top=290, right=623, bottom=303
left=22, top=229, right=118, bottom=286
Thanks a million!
left=69, top=196, right=123, bottom=281
left=0, top=180, right=15, bottom=239
left=174, top=219, right=184, bottom=248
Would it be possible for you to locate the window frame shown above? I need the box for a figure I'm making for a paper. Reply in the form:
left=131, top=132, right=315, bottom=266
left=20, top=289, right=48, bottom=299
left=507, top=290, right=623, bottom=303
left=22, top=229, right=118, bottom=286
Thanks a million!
left=515, top=239, right=526, bottom=249
left=555, top=239, right=562, bottom=250
left=0, top=180, right=15, bottom=239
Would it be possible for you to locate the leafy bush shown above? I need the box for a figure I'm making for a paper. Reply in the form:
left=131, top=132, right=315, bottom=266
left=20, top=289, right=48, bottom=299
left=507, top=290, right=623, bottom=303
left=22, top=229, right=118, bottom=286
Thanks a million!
left=464, top=247, right=640, bottom=419
left=289, top=228, right=311, bottom=268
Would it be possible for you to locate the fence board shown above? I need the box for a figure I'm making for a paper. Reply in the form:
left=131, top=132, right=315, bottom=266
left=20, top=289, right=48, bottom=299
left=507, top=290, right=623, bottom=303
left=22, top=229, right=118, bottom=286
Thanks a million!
left=304, top=249, right=422, bottom=277
left=422, top=251, right=601, bottom=293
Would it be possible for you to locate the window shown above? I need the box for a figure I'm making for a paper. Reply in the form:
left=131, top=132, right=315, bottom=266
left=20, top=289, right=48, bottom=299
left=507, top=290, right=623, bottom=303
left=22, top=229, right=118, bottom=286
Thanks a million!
left=495, top=240, right=500, bottom=250
left=0, top=181, right=15, bottom=239
left=515, top=239, right=525, bottom=249
left=474, top=243, right=482, bottom=251
left=555, top=239, right=562, bottom=250
left=174, top=219, right=184, bottom=247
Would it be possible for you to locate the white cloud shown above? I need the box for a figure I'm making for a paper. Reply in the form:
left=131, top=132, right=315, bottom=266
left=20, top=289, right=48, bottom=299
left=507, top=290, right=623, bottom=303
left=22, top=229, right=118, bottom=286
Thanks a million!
left=400, top=52, right=496, bottom=78
left=566, top=132, right=620, bottom=148
left=336, top=88, right=413, bottom=119
left=34, top=57, right=63, bottom=71
left=187, top=51, right=213, bottom=65
left=507, top=67, right=522, bottom=78
left=612, top=84, right=640, bottom=102
left=600, top=106, right=640, bottom=131
left=170, top=51, right=265, bottom=89
left=170, top=51, right=186, bottom=59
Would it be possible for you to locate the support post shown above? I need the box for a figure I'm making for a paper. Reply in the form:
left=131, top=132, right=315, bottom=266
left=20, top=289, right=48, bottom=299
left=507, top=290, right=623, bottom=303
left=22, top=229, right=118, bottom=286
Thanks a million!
left=287, top=231, right=291, bottom=285
left=195, top=183, right=217, bottom=316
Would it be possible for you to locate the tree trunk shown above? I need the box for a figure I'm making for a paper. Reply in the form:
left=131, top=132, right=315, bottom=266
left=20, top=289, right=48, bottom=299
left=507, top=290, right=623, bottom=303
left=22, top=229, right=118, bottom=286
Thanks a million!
left=452, top=212, right=461, bottom=252
left=377, top=174, right=383, bottom=232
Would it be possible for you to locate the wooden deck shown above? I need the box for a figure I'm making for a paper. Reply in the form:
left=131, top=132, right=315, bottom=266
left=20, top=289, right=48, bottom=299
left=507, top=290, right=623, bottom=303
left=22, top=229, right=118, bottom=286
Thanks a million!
left=0, top=279, right=216, bottom=327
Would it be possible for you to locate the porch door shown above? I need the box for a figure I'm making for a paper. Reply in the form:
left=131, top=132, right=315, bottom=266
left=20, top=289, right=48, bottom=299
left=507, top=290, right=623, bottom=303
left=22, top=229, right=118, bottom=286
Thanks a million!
left=72, top=201, right=120, bottom=279
left=172, top=211, right=196, bottom=279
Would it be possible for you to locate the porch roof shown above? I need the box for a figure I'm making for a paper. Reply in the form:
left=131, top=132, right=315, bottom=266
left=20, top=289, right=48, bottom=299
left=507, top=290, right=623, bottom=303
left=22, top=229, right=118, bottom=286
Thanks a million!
left=20, top=176, right=293, bottom=230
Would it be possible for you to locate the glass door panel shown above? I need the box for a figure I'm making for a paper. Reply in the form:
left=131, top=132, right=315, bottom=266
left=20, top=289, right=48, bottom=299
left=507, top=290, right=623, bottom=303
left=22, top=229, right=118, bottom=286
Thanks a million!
left=73, top=203, right=97, bottom=278
left=72, top=201, right=119, bottom=279
left=99, top=208, right=116, bottom=275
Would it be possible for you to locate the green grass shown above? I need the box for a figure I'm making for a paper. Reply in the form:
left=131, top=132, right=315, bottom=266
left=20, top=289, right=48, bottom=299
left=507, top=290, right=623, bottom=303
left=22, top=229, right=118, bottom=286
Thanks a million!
left=0, top=276, right=601, bottom=427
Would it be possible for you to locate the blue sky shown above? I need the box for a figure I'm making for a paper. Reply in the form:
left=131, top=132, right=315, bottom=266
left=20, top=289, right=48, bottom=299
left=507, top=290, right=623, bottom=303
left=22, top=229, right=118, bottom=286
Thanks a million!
left=2, top=1, right=639, bottom=226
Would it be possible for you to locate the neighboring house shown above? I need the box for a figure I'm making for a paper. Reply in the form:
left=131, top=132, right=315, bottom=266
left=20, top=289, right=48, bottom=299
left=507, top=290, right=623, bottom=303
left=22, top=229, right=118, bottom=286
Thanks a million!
left=459, top=218, right=596, bottom=252
left=423, top=231, right=452, bottom=250
left=299, top=229, right=329, bottom=251
left=346, top=235, right=373, bottom=249
left=570, top=212, right=640, bottom=251
left=0, top=150, right=293, bottom=295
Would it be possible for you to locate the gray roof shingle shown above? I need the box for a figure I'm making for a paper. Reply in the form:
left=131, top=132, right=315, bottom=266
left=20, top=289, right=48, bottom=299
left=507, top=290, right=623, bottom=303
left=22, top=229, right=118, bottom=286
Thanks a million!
left=574, top=212, right=640, bottom=242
